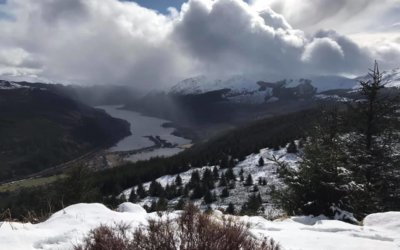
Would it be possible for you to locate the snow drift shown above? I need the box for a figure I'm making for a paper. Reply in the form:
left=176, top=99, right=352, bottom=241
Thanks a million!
left=0, top=203, right=399, bottom=250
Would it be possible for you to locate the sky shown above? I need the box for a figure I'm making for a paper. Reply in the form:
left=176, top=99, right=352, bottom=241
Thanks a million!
left=127, top=0, right=187, bottom=13
left=0, top=0, right=399, bottom=89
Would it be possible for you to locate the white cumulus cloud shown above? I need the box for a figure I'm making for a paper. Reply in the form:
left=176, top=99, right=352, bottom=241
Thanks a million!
left=0, top=0, right=398, bottom=88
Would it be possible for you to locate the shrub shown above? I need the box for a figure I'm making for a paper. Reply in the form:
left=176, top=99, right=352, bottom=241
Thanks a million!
left=75, top=204, right=280, bottom=250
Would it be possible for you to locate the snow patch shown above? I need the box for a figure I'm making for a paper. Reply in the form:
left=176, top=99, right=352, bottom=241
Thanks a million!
left=1, top=203, right=400, bottom=250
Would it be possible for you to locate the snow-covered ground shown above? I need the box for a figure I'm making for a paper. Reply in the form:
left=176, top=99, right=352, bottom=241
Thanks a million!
left=1, top=202, right=399, bottom=250
left=120, top=147, right=299, bottom=215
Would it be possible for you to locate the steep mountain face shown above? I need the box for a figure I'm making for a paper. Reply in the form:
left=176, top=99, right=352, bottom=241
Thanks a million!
left=169, top=75, right=358, bottom=104
left=0, top=81, right=131, bottom=182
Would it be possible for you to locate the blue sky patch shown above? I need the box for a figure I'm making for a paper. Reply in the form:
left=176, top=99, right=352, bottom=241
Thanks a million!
left=123, top=0, right=186, bottom=13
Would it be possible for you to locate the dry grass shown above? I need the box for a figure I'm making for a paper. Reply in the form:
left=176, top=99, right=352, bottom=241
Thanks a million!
left=75, top=204, right=280, bottom=250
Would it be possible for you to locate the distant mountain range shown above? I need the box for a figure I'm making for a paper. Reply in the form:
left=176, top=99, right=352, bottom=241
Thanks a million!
left=356, top=67, right=400, bottom=88
left=168, top=69, right=400, bottom=104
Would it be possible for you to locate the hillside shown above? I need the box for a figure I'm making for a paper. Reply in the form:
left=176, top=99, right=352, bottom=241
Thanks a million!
left=0, top=81, right=131, bottom=182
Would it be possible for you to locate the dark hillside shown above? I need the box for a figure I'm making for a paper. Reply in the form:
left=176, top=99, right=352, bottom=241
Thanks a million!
left=0, top=86, right=130, bottom=182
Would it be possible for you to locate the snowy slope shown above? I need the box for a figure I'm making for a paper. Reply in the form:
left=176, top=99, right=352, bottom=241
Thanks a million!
left=309, top=75, right=357, bottom=92
left=1, top=202, right=399, bottom=250
left=120, top=147, right=298, bottom=215
left=356, top=68, right=400, bottom=88
left=169, top=75, right=358, bottom=103
left=0, top=80, right=29, bottom=90
left=170, top=75, right=268, bottom=104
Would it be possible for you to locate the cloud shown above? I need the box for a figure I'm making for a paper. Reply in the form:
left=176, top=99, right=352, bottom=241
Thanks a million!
left=252, top=0, right=400, bottom=34
left=0, top=0, right=398, bottom=88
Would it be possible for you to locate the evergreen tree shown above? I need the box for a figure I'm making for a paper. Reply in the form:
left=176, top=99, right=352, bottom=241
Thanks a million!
left=188, top=171, right=201, bottom=188
left=275, top=107, right=355, bottom=216
left=203, top=189, right=213, bottom=204
left=212, top=166, right=219, bottom=180
left=165, top=184, right=178, bottom=200
left=219, top=173, right=227, bottom=187
left=137, top=182, right=147, bottom=199
left=346, top=62, right=400, bottom=213
left=149, top=180, right=165, bottom=197
left=175, top=175, right=182, bottom=186
left=239, top=169, right=244, bottom=182
left=287, top=140, right=298, bottom=154
left=225, top=167, right=236, bottom=181
left=191, top=183, right=204, bottom=200
left=258, top=157, right=265, bottom=167
left=156, top=197, right=168, bottom=211
left=128, top=189, right=137, bottom=203
left=262, top=178, right=267, bottom=186
left=202, top=168, right=215, bottom=189
left=220, top=187, right=229, bottom=198
left=225, top=202, right=235, bottom=215
left=244, top=174, right=253, bottom=187
left=241, top=193, right=262, bottom=215
left=174, top=198, right=186, bottom=210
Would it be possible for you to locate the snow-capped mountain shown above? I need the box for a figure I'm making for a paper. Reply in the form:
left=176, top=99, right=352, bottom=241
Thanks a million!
left=169, top=75, right=259, bottom=95
left=0, top=80, right=30, bottom=90
left=356, top=68, right=400, bottom=88
left=169, top=75, right=358, bottom=104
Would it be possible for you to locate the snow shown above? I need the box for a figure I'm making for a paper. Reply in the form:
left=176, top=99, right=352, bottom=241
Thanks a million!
left=355, top=68, right=400, bottom=88
left=169, top=74, right=359, bottom=101
left=364, top=212, right=400, bottom=232
left=1, top=203, right=399, bottom=250
left=0, top=80, right=29, bottom=90
left=169, top=75, right=259, bottom=96
left=119, top=146, right=299, bottom=217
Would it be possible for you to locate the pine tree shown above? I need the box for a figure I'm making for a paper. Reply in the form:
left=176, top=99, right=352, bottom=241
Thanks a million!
left=347, top=62, right=400, bottom=213
left=175, top=175, right=182, bottom=186
left=149, top=180, right=165, bottom=197
left=219, top=173, right=227, bottom=187
left=241, top=193, right=262, bottom=215
left=225, top=167, right=236, bottom=181
left=244, top=174, right=253, bottom=187
left=239, top=169, right=244, bottom=182
left=258, top=157, right=264, bottom=167
left=203, top=189, right=213, bottom=204
left=220, top=187, right=229, bottom=198
left=287, top=140, right=298, bottom=154
left=191, top=183, right=204, bottom=200
left=128, top=189, right=137, bottom=202
left=137, top=182, right=147, bottom=199
left=275, top=108, right=354, bottom=216
left=188, top=171, right=201, bottom=189
left=174, top=198, right=186, bottom=210
left=212, top=166, right=219, bottom=180
left=202, top=168, right=215, bottom=189
left=225, top=203, right=235, bottom=215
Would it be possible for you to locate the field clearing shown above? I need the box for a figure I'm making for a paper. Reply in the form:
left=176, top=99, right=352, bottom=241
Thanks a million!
left=0, top=175, right=65, bottom=192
